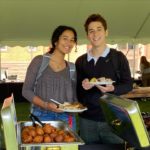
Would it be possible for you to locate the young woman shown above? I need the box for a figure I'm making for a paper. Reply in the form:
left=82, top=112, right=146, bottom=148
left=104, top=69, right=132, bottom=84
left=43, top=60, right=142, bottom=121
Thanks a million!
left=140, top=56, right=150, bottom=86
left=22, top=25, right=77, bottom=131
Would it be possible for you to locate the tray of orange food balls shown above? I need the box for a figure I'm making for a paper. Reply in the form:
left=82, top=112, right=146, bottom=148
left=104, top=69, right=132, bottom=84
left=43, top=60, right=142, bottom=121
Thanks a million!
left=89, top=77, right=115, bottom=85
left=1, top=95, right=84, bottom=150
left=18, top=120, right=84, bottom=148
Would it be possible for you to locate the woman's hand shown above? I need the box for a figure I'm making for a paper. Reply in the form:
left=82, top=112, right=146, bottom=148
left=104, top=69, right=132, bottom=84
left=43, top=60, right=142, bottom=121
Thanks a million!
left=82, top=78, right=94, bottom=90
left=47, top=102, right=63, bottom=112
left=96, top=84, right=114, bottom=93
left=33, top=96, right=63, bottom=112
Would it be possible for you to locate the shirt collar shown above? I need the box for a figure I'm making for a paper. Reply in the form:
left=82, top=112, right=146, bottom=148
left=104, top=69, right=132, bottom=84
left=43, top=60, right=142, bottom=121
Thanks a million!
left=87, top=47, right=110, bottom=63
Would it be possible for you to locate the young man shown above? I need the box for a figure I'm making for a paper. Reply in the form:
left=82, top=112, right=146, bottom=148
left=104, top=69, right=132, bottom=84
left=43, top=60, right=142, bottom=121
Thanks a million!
left=75, top=14, right=133, bottom=144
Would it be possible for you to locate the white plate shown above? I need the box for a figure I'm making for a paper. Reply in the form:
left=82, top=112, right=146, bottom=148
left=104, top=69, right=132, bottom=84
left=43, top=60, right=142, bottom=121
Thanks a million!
left=59, top=107, right=87, bottom=113
left=90, top=81, right=115, bottom=85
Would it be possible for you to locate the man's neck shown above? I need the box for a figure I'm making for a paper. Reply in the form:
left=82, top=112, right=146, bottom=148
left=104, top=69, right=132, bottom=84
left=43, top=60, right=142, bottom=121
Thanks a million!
left=91, top=44, right=107, bottom=57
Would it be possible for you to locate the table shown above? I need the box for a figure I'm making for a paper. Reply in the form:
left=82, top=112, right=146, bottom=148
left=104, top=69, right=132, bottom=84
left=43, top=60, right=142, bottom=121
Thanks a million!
left=121, top=87, right=150, bottom=99
left=0, top=82, right=27, bottom=102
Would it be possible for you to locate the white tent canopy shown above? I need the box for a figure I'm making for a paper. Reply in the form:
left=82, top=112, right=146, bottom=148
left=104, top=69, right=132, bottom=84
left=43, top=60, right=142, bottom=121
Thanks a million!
left=0, top=0, right=150, bottom=46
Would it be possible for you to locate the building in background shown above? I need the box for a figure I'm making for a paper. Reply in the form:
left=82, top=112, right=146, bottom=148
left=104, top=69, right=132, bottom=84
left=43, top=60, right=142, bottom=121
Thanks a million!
left=0, top=43, right=150, bottom=82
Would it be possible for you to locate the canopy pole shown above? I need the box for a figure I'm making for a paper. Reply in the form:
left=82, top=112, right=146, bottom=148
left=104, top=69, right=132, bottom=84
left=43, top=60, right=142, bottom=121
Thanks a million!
left=134, top=12, right=150, bottom=39
left=133, top=13, right=150, bottom=79
left=0, top=45, right=1, bottom=81
left=133, top=40, right=135, bottom=79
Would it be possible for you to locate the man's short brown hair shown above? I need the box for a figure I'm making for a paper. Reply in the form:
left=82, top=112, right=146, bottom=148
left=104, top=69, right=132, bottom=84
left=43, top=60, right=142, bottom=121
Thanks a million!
left=84, top=14, right=107, bottom=34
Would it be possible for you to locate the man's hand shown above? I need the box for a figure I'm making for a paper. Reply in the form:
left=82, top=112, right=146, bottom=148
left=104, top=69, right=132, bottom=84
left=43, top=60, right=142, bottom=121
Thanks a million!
left=82, top=78, right=94, bottom=90
left=96, top=84, right=114, bottom=93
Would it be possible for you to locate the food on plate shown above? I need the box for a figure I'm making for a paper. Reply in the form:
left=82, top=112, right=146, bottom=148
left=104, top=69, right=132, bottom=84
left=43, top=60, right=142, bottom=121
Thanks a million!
left=97, top=77, right=113, bottom=82
left=21, top=123, right=75, bottom=143
left=90, top=77, right=113, bottom=84
left=59, top=102, right=86, bottom=110
left=90, top=77, right=97, bottom=83
left=97, top=77, right=106, bottom=82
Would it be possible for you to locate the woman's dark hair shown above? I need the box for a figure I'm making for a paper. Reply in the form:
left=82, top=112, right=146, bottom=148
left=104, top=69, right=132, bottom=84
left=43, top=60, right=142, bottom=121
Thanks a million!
left=84, top=14, right=107, bottom=34
left=140, top=56, right=150, bottom=68
left=49, top=25, right=77, bottom=54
